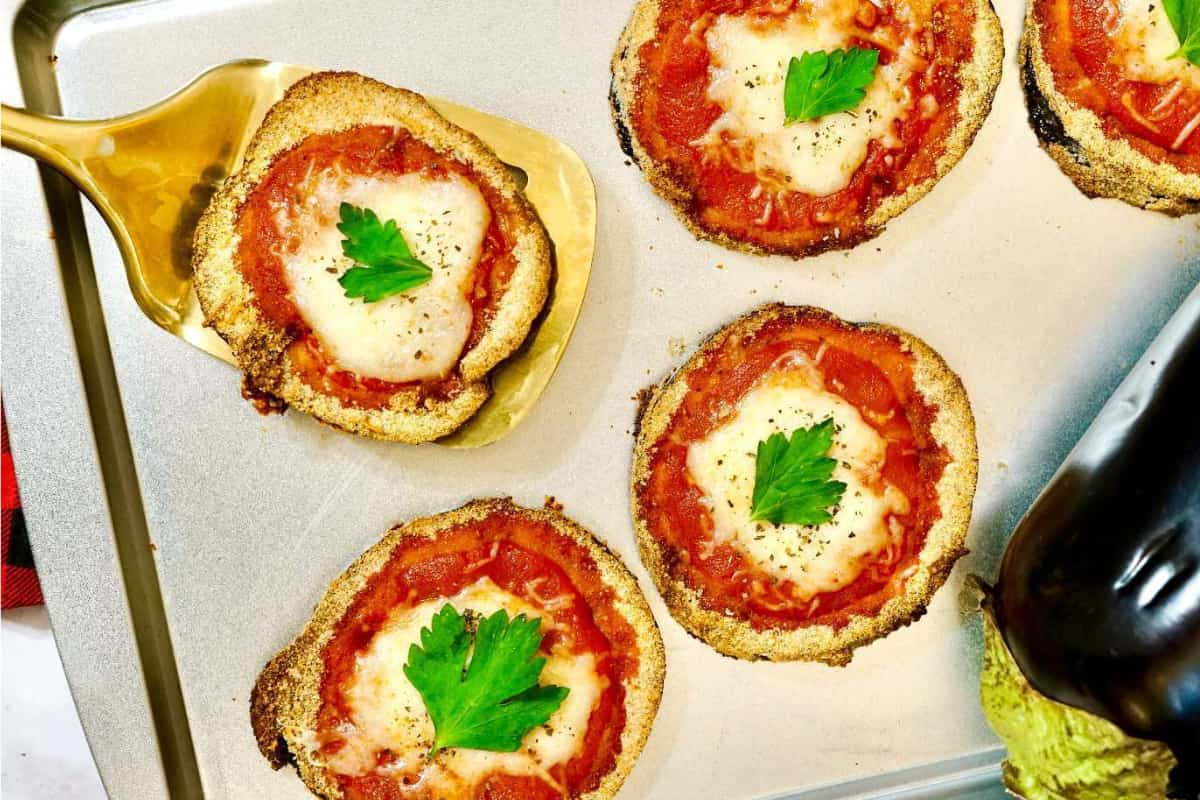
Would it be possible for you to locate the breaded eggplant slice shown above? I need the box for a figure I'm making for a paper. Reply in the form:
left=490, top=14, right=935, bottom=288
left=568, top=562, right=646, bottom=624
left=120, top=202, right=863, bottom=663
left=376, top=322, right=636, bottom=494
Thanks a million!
left=1021, top=2, right=1200, bottom=215
left=251, top=498, right=665, bottom=800
left=194, top=72, right=551, bottom=442
left=610, top=0, right=1004, bottom=257
left=631, top=304, right=978, bottom=663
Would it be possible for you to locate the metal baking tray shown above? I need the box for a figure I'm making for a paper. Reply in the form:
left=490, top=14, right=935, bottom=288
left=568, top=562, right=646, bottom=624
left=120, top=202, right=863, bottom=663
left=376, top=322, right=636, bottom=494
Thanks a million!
left=2, top=0, right=1198, bottom=797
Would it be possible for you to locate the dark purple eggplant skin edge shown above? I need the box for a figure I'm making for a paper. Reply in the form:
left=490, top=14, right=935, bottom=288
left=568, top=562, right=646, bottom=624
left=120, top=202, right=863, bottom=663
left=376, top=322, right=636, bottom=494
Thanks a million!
left=993, top=285, right=1200, bottom=798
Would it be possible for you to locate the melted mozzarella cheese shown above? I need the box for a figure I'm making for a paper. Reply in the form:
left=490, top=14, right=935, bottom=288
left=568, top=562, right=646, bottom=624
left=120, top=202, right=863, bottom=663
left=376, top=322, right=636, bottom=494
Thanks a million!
left=323, top=578, right=603, bottom=794
left=686, top=358, right=909, bottom=598
left=1113, top=0, right=1200, bottom=92
left=696, top=3, right=920, bottom=196
left=277, top=169, right=490, bottom=383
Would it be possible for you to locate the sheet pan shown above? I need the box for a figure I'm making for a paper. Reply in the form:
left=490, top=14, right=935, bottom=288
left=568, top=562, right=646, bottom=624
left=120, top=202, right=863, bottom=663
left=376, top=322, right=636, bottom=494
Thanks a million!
left=3, top=0, right=1199, bottom=797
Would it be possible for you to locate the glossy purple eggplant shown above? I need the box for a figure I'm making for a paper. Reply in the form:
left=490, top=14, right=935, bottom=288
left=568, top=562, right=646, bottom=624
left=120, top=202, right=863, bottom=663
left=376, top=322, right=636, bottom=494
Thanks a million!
left=993, top=285, right=1200, bottom=798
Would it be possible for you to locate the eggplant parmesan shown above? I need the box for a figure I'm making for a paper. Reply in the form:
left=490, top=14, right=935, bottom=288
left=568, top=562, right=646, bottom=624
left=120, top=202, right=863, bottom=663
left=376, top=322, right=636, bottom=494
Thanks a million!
left=611, top=0, right=1003, bottom=257
left=631, top=305, right=977, bottom=663
left=1022, top=0, right=1200, bottom=213
left=252, top=498, right=665, bottom=800
left=193, top=73, right=551, bottom=442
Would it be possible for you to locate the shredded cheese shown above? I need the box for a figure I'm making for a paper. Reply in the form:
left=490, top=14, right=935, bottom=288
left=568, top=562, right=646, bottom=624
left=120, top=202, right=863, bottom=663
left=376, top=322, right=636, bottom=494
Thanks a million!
left=1150, top=79, right=1184, bottom=117
left=1121, top=90, right=1163, bottom=133
left=1172, top=109, right=1200, bottom=150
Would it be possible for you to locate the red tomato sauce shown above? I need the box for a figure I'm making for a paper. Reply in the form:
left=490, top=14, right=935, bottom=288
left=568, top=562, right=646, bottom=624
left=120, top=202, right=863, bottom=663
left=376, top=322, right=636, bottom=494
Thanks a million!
left=638, top=310, right=947, bottom=630
left=628, top=0, right=976, bottom=252
left=1035, top=0, right=1200, bottom=168
left=316, top=510, right=640, bottom=799
left=235, top=125, right=520, bottom=409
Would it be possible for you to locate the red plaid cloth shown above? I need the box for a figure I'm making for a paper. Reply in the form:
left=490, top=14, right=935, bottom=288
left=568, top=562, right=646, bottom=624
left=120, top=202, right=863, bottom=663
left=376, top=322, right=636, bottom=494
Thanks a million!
left=2, top=407, right=43, bottom=608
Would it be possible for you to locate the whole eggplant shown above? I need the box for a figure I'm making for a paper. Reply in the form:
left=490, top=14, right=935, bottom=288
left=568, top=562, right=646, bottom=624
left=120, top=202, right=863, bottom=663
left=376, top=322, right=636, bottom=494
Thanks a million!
left=992, top=285, right=1200, bottom=797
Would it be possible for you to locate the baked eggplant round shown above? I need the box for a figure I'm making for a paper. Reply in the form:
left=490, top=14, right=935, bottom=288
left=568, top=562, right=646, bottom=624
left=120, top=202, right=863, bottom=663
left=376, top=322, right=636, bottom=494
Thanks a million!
left=611, top=0, right=1003, bottom=257
left=252, top=498, right=665, bottom=800
left=631, top=304, right=977, bottom=663
left=1021, top=0, right=1200, bottom=214
left=194, top=72, right=551, bottom=442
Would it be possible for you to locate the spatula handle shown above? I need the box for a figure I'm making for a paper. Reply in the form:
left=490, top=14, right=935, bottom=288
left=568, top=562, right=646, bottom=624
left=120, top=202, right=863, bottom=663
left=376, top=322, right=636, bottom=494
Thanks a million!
left=1, top=104, right=100, bottom=191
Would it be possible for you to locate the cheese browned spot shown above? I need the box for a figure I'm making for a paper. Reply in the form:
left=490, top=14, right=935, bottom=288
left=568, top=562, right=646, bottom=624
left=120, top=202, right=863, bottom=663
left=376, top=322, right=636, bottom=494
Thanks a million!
left=696, top=2, right=918, bottom=196
left=324, top=577, right=604, bottom=795
left=280, top=168, right=491, bottom=384
left=687, top=357, right=909, bottom=598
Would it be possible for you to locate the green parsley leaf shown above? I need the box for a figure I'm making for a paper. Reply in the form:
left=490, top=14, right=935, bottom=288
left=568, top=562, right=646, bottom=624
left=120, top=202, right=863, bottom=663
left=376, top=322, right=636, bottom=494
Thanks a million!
left=1164, top=0, right=1200, bottom=66
left=783, top=47, right=880, bottom=124
left=336, top=202, right=433, bottom=303
left=403, top=604, right=569, bottom=757
left=750, top=418, right=848, bottom=526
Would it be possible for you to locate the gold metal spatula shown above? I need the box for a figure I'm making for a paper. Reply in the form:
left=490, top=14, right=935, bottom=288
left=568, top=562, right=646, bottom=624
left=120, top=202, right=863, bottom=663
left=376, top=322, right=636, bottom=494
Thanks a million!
left=0, top=59, right=596, bottom=448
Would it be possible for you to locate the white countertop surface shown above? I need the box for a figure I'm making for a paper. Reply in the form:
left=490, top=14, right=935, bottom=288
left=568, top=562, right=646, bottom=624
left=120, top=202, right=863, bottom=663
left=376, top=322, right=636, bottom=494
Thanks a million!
left=2, top=607, right=106, bottom=799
